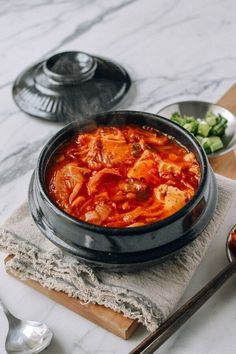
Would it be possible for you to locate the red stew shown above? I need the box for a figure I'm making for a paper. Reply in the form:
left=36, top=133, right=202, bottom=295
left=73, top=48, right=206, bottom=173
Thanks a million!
left=231, top=229, right=236, bottom=245
left=46, top=125, right=201, bottom=227
left=230, top=229, right=236, bottom=258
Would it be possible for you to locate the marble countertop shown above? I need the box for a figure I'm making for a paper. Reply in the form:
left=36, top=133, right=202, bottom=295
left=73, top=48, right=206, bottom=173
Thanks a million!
left=1, top=0, right=236, bottom=353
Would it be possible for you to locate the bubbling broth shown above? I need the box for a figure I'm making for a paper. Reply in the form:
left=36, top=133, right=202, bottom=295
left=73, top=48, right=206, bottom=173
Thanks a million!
left=45, top=125, right=201, bottom=227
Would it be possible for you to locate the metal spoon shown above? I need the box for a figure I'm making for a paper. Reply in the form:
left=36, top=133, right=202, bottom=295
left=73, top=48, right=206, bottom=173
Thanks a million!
left=0, top=299, right=53, bottom=354
left=130, top=225, right=236, bottom=354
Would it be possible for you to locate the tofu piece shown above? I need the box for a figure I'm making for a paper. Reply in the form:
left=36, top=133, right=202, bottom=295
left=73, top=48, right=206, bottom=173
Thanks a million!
left=164, top=186, right=186, bottom=212
left=101, top=140, right=131, bottom=165
left=158, top=161, right=181, bottom=176
left=154, top=184, right=168, bottom=201
left=127, top=150, right=157, bottom=181
left=154, top=185, right=186, bottom=213
left=183, top=152, right=195, bottom=162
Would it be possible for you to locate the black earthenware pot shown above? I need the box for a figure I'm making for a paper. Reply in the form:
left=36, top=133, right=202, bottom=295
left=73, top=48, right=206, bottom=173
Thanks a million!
left=28, top=111, right=217, bottom=271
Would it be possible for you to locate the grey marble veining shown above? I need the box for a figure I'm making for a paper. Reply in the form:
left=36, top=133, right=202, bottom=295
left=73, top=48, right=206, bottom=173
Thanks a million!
left=1, top=0, right=236, bottom=353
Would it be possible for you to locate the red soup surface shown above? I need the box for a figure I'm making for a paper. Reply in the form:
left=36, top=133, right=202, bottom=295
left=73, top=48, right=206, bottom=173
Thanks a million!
left=45, top=125, right=201, bottom=227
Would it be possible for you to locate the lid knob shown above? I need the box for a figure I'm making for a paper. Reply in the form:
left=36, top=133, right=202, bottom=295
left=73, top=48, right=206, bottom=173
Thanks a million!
left=43, top=51, right=97, bottom=85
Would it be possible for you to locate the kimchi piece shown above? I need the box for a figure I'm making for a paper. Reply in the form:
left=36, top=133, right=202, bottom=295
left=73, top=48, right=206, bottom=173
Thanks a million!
left=46, top=125, right=200, bottom=227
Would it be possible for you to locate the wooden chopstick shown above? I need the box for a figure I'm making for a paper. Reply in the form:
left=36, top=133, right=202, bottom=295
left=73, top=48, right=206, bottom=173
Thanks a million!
left=129, top=261, right=236, bottom=354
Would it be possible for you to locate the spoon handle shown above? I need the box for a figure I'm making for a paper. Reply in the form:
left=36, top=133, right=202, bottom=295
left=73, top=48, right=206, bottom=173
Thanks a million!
left=130, top=261, right=236, bottom=354
left=0, top=297, right=10, bottom=315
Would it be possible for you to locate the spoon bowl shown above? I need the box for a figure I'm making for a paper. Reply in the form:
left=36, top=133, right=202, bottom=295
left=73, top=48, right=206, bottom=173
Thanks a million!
left=0, top=299, right=53, bottom=354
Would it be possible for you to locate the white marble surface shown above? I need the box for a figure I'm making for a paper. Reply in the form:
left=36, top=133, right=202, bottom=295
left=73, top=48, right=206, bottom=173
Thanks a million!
left=1, top=0, right=236, bottom=353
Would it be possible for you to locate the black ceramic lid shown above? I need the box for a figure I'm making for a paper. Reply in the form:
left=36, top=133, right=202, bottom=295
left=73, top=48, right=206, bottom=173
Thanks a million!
left=12, top=51, right=131, bottom=123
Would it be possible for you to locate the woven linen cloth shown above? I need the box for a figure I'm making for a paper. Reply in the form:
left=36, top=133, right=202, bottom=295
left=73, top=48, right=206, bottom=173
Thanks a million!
left=0, top=174, right=236, bottom=332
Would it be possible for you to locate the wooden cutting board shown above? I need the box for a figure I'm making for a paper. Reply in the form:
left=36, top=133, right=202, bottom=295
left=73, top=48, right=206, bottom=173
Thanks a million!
left=209, top=84, right=236, bottom=179
left=5, top=84, right=236, bottom=339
